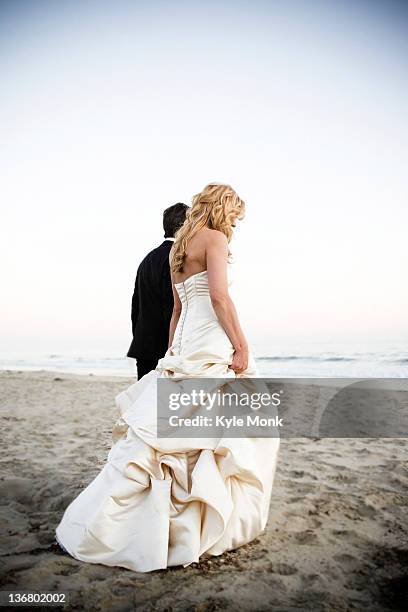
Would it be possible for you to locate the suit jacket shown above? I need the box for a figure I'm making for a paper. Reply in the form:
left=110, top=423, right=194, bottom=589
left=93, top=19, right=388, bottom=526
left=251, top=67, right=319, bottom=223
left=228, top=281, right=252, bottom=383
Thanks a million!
left=127, top=240, right=174, bottom=361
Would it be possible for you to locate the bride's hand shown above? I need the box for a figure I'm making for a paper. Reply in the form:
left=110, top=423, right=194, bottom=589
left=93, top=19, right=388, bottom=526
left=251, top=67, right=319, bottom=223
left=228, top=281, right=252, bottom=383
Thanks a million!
left=230, top=345, right=248, bottom=374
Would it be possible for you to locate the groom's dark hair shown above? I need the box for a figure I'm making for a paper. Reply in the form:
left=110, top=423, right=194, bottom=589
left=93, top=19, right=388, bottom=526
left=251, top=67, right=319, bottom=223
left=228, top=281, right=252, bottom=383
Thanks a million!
left=163, top=203, right=189, bottom=238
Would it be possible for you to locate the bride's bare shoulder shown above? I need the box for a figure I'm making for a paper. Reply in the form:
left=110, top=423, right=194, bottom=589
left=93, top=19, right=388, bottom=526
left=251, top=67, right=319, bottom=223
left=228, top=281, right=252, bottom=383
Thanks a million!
left=201, top=228, right=228, bottom=245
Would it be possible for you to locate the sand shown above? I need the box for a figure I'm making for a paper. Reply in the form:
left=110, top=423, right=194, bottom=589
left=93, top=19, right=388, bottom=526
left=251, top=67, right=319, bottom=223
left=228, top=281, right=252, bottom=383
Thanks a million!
left=0, top=370, right=407, bottom=611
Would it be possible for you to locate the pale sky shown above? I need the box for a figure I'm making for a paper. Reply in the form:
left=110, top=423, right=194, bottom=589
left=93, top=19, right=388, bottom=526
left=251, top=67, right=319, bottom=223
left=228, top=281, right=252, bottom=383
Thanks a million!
left=1, top=0, right=407, bottom=356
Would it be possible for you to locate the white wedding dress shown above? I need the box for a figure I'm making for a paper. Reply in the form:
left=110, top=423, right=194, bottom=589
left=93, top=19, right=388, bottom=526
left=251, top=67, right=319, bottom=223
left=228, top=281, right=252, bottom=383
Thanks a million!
left=56, top=270, right=280, bottom=572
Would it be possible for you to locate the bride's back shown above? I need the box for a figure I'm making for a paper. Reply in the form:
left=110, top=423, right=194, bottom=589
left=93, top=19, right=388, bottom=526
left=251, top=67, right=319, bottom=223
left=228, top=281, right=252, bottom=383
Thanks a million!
left=172, top=228, right=213, bottom=284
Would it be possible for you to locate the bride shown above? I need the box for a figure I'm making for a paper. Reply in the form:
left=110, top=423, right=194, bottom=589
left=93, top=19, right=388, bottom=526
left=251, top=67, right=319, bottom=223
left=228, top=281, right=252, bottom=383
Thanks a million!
left=56, top=183, right=280, bottom=572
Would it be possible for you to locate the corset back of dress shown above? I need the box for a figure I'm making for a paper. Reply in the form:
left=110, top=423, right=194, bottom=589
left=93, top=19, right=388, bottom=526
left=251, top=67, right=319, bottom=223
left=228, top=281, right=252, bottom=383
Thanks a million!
left=173, top=271, right=221, bottom=354
left=174, top=270, right=216, bottom=319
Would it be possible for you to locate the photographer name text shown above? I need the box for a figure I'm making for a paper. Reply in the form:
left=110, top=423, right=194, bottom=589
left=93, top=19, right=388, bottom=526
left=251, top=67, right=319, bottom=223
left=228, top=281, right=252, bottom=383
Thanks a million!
left=168, top=414, right=283, bottom=428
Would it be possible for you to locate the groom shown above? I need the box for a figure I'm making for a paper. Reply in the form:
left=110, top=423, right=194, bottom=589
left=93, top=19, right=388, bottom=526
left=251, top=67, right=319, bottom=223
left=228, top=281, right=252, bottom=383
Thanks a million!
left=127, top=203, right=188, bottom=379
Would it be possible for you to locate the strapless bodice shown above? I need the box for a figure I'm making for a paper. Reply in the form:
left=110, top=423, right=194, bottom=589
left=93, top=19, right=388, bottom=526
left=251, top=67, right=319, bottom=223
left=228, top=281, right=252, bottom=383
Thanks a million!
left=172, top=271, right=222, bottom=360
left=157, top=269, right=258, bottom=378
left=174, top=270, right=210, bottom=305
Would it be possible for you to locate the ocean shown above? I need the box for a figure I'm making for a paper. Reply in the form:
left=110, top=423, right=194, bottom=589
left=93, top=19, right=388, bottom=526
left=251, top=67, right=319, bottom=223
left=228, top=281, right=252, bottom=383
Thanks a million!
left=1, top=342, right=407, bottom=378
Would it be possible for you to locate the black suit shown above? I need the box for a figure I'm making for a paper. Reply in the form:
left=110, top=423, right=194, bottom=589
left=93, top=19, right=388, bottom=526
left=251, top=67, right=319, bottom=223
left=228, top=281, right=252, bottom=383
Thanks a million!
left=127, top=240, right=174, bottom=379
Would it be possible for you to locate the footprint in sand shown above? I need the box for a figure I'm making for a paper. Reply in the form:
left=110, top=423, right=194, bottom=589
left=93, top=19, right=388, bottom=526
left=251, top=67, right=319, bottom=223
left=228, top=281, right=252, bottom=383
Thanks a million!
left=293, top=530, right=319, bottom=545
left=269, top=562, right=298, bottom=576
left=283, top=515, right=322, bottom=532
left=333, top=552, right=359, bottom=567
left=288, top=470, right=317, bottom=480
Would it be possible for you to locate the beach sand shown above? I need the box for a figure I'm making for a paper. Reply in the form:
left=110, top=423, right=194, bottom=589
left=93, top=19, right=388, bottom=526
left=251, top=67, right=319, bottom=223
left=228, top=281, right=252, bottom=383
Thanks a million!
left=0, top=371, right=407, bottom=611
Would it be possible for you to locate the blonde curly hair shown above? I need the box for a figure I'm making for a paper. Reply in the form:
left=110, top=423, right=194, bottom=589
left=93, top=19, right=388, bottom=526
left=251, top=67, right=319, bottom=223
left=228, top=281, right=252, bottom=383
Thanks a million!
left=170, top=183, right=245, bottom=274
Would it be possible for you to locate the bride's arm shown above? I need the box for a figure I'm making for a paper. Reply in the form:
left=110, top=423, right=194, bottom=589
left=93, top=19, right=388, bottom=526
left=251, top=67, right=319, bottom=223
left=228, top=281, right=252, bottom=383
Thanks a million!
left=206, top=231, right=248, bottom=373
left=168, top=274, right=182, bottom=349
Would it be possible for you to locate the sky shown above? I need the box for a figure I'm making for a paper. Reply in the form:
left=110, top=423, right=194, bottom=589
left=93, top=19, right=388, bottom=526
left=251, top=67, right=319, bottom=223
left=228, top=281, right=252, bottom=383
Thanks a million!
left=1, top=0, right=408, bottom=357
